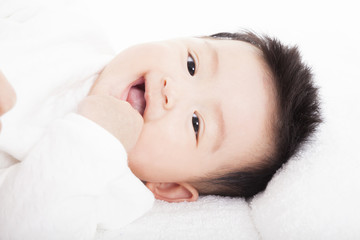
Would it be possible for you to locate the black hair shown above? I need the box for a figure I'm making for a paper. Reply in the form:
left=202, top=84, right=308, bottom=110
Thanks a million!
left=192, top=31, right=322, bottom=200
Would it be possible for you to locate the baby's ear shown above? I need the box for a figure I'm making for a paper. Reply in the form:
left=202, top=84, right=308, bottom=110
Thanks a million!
left=145, top=182, right=199, bottom=202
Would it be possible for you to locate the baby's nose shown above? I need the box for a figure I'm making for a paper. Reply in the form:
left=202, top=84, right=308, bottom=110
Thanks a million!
left=161, top=77, right=176, bottom=110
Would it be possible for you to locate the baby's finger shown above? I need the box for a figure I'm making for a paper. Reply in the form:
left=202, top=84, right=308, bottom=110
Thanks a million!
left=0, top=70, right=16, bottom=116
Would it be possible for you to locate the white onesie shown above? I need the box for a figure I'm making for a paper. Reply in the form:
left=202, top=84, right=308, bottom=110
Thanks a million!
left=0, top=3, right=153, bottom=239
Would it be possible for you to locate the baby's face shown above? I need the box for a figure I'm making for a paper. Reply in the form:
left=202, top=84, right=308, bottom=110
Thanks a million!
left=91, top=37, right=276, bottom=184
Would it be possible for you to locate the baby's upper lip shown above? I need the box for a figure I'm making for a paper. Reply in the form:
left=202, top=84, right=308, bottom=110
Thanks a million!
left=143, top=77, right=150, bottom=120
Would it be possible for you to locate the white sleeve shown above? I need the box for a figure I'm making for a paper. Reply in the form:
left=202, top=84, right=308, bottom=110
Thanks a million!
left=0, top=113, right=154, bottom=240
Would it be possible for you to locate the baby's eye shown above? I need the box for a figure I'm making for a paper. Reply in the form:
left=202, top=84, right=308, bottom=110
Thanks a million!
left=187, top=54, right=196, bottom=76
left=192, top=112, right=200, bottom=140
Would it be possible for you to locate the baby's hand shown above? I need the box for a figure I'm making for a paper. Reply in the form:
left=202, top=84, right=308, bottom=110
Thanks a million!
left=78, top=95, right=143, bottom=153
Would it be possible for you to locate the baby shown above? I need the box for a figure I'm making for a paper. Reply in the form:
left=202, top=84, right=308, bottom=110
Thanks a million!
left=0, top=31, right=321, bottom=238
left=82, top=31, right=322, bottom=201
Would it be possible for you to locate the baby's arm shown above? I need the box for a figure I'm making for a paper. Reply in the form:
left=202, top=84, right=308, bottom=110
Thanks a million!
left=0, top=97, right=152, bottom=239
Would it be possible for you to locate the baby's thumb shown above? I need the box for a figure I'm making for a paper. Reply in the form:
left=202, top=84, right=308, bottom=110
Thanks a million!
left=112, top=100, right=144, bottom=152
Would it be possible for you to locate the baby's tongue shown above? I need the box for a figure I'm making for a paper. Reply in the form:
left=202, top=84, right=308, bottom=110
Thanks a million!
left=127, top=87, right=145, bottom=116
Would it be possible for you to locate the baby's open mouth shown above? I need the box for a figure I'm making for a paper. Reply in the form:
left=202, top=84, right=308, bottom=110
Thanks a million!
left=126, top=77, right=146, bottom=116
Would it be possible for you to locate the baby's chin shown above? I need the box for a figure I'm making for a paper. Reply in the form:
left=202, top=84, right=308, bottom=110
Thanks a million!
left=127, top=152, right=148, bottom=181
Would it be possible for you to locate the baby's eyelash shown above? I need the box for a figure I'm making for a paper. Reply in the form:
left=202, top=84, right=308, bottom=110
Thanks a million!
left=192, top=112, right=200, bottom=141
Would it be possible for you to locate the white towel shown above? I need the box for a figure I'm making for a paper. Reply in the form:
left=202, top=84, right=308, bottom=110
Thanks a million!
left=100, top=196, right=259, bottom=240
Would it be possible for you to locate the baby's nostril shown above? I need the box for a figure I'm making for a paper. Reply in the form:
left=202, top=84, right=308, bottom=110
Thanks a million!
left=165, top=95, right=168, bottom=104
left=164, top=80, right=167, bottom=87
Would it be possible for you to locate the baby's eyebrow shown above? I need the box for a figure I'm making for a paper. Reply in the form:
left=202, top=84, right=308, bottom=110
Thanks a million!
left=211, top=102, right=225, bottom=153
left=203, top=40, right=219, bottom=76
